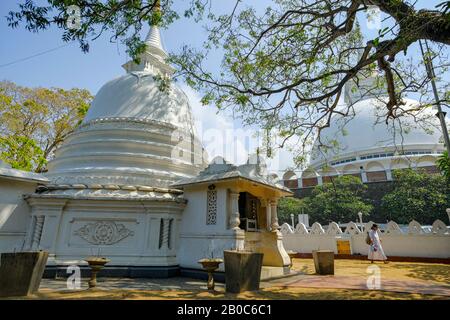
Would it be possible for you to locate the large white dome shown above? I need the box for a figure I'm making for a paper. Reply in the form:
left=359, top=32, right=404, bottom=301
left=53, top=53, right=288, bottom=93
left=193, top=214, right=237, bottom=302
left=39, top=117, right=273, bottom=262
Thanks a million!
left=45, top=26, right=207, bottom=188
left=310, top=96, right=444, bottom=168
left=84, top=72, right=195, bottom=133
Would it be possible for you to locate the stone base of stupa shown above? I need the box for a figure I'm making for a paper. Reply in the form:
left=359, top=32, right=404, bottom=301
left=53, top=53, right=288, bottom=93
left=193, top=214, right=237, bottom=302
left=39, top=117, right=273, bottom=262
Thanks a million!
left=24, top=185, right=186, bottom=278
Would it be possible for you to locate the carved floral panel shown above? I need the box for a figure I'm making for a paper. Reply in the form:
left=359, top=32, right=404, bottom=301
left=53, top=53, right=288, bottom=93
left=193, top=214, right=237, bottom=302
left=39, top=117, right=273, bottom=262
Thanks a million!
left=74, top=221, right=134, bottom=245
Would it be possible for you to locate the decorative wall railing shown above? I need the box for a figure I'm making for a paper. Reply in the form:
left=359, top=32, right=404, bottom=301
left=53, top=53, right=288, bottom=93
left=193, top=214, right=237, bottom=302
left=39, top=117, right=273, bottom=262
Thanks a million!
left=280, top=218, right=450, bottom=259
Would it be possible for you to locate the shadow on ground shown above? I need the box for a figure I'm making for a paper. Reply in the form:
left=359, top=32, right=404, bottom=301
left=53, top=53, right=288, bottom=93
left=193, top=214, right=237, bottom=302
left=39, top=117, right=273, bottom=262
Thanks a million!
left=391, top=263, right=450, bottom=283
left=3, top=258, right=448, bottom=300
left=21, top=287, right=447, bottom=300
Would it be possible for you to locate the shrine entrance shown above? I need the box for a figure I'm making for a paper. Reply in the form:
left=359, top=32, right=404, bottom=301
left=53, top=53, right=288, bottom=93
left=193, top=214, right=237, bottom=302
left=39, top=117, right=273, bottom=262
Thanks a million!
left=238, top=192, right=260, bottom=231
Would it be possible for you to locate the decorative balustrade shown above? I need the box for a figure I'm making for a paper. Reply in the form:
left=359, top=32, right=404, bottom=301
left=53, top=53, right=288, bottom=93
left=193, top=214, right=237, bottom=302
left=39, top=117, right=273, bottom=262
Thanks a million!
left=281, top=219, right=450, bottom=236
left=280, top=217, right=450, bottom=259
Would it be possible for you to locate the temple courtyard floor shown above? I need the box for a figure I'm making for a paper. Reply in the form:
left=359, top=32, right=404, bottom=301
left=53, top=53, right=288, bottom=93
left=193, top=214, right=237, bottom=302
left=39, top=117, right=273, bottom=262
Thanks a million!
left=8, top=259, right=450, bottom=300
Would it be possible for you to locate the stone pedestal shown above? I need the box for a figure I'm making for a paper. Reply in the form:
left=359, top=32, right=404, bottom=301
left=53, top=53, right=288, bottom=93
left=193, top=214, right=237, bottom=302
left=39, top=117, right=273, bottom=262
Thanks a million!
left=256, top=230, right=291, bottom=267
left=198, top=259, right=223, bottom=291
left=312, top=250, right=334, bottom=275
left=0, top=251, right=49, bottom=297
left=224, top=250, right=263, bottom=293
left=85, top=257, right=110, bottom=288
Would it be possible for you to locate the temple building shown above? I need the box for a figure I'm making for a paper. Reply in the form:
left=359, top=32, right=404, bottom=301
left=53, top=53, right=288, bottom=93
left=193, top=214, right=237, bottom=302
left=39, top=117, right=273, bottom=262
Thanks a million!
left=0, top=25, right=291, bottom=278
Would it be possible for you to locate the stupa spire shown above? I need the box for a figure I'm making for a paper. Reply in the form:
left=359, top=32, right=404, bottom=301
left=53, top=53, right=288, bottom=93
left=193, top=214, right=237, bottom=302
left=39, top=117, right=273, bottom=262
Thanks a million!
left=144, top=25, right=167, bottom=58
left=144, top=0, right=167, bottom=57
left=121, top=0, right=174, bottom=75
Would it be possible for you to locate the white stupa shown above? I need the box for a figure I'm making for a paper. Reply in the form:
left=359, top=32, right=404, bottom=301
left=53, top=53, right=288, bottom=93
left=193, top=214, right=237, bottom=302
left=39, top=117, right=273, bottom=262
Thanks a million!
left=289, top=72, right=446, bottom=187
left=24, top=25, right=208, bottom=276
left=46, top=25, right=206, bottom=188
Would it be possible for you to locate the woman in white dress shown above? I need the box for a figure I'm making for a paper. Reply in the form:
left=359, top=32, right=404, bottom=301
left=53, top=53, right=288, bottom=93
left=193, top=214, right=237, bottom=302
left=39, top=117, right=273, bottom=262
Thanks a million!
left=368, top=224, right=388, bottom=263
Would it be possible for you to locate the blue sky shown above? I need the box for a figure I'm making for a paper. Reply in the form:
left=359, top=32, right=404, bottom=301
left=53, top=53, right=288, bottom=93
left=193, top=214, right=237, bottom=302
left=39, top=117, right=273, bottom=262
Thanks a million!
left=0, top=0, right=264, bottom=92
left=0, top=0, right=448, bottom=172
left=1, top=0, right=444, bottom=92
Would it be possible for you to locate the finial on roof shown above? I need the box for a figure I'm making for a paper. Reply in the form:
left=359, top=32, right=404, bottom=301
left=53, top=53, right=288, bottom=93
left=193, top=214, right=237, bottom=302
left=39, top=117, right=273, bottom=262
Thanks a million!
left=144, top=25, right=167, bottom=57
left=121, top=0, right=174, bottom=75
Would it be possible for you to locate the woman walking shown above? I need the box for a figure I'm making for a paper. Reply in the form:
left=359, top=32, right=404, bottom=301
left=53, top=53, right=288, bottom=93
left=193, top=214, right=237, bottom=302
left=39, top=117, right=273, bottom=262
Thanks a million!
left=367, top=224, right=388, bottom=263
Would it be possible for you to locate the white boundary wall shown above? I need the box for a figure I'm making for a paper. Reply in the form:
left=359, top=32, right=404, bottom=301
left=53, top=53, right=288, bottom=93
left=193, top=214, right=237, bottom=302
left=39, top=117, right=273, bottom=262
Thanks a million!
left=281, top=218, right=450, bottom=259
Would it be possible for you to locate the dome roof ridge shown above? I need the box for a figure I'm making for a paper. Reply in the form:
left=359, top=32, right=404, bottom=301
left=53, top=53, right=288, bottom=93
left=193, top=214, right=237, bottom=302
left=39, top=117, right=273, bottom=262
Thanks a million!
left=79, top=116, right=179, bottom=129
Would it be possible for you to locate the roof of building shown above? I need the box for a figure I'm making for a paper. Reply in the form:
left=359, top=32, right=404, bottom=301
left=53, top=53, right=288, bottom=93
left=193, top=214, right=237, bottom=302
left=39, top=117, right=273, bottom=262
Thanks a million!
left=0, top=160, right=48, bottom=183
left=172, top=156, right=293, bottom=195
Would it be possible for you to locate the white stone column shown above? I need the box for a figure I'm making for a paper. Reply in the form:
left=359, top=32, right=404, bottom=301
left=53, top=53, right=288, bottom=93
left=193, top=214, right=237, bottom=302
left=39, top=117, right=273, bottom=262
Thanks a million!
left=270, top=200, right=280, bottom=231
left=160, top=218, right=172, bottom=250
left=360, top=169, right=368, bottom=183
left=447, top=208, right=450, bottom=224
left=386, top=169, right=393, bottom=181
left=266, top=202, right=272, bottom=231
left=31, top=215, right=45, bottom=250
left=297, top=178, right=303, bottom=189
left=24, top=215, right=37, bottom=250
left=317, top=176, right=323, bottom=185
left=229, top=191, right=241, bottom=230
left=26, top=198, right=67, bottom=254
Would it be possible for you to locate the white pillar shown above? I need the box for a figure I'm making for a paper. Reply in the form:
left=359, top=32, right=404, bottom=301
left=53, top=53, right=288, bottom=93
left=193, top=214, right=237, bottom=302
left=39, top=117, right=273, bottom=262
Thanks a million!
left=26, top=199, right=67, bottom=253
left=270, top=200, right=279, bottom=231
left=229, top=191, right=241, bottom=230
left=361, top=170, right=368, bottom=183
left=386, top=169, right=393, bottom=181
left=160, top=218, right=171, bottom=250
left=317, top=176, right=323, bottom=185
left=24, top=215, right=37, bottom=250
left=31, top=215, right=45, bottom=250
left=266, top=203, right=272, bottom=231
left=299, top=214, right=310, bottom=228
left=447, top=208, right=450, bottom=224
left=297, top=178, right=303, bottom=189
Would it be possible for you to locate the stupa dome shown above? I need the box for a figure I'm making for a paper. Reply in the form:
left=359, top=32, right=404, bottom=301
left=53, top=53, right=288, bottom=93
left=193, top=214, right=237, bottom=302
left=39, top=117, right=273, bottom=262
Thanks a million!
left=46, top=26, right=207, bottom=188
left=83, top=72, right=196, bottom=133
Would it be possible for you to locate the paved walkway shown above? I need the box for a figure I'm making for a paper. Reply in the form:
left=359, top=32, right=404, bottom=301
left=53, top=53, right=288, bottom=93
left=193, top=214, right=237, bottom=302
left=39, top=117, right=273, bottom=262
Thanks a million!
left=32, top=259, right=449, bottom=299
left=265, top=274, right=450, bottom=297
left=39, top=273, right=450, bottom=297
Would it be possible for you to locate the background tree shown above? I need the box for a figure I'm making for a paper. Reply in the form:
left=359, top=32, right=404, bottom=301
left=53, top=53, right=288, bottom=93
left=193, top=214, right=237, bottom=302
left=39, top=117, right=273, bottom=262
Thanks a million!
left=381, top=168, right=449, bottom=224
left=0, top=81, right=92, bottom=172
left=171, top=0, right=450, bottom=164
left=0, top=136, right=46, bottom=172
left=277, top=197, right=307, bottom=225
left=7, top=0, right=184, bottom=62
left=303, top=175, right=373, bottom=224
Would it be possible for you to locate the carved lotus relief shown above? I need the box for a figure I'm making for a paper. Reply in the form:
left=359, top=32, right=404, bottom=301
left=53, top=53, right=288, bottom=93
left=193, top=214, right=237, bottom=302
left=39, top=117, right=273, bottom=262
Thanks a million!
left=74, top=221, right=134, bottom=245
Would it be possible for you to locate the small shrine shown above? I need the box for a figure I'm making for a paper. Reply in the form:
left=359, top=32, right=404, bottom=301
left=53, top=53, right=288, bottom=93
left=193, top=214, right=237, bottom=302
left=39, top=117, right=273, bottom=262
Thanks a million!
left=172, top=155, right=292, bottom=277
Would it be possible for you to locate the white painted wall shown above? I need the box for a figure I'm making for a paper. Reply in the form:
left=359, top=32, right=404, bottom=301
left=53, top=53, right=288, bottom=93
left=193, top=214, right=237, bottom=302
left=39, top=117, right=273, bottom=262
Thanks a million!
left=0, top=179, right=40, bottom=252
left=178, top=185, right=243, bottom=271
left=281, top=221, right=450, bottom=259
left=25, top=196, right=184, bottom=267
